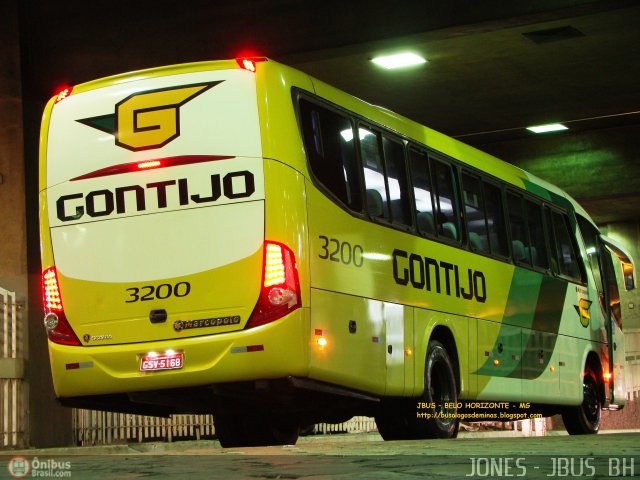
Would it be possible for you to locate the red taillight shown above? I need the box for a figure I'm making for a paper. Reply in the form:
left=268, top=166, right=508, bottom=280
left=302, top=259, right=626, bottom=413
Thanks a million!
left=246, top=241, right=301, bottom=329
left=54, top=86, right=73, bottom=103
left=42, top=267, right=81, bottom=346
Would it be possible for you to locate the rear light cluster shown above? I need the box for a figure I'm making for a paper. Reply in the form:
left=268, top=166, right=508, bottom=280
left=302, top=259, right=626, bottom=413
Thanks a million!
left=246, top=241, right=301, bottom=328
left=42, top=267, right=81, bottom=346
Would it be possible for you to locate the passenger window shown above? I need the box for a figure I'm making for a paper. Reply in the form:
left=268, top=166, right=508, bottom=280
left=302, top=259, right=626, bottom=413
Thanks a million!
left=484, top=183, right=509, bottom=257
left=299, top=100, right=361, bottom=211
left=360, top=127, right=390, bottom=221
left=462, top=173, right=488, bottom=253
left=432, top=159, right=460, bottom=242
left=383, top=137, right=411, bottom=227
left=409, top=149, right=436, bottom=236
left=507, top=192, right=530, bottom=265
left=551, top=212, right=583, bottom=282
left=525, top=201, right=549, bottom=270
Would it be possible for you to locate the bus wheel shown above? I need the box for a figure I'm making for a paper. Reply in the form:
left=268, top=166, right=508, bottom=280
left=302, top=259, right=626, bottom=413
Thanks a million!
left=375, top=340, right=459, bottom=440
left=561, top=371, right=601, bottom=435
left=422, top=340, right=460, bottom=438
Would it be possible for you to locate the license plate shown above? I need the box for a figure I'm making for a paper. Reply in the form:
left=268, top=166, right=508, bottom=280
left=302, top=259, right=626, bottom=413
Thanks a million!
left=140, top=353, right=184, bottom=372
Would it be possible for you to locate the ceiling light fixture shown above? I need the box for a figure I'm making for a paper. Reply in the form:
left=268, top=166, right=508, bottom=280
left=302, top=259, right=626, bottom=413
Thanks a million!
left=371, top=52, right=427, bottom=70
left=526, top=123, right=569, bottom=134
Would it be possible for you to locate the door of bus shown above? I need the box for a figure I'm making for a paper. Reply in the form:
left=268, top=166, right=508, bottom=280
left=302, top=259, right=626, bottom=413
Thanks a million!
left=601, top=235, right=636, bottom=407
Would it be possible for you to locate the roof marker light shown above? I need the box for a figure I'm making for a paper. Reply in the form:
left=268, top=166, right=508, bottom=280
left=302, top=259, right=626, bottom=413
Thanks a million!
left=235, top=57, right=268, bottom=72
left=241, top=58, right=257, bottom=72
left=55, top=86, right=73, bottom=103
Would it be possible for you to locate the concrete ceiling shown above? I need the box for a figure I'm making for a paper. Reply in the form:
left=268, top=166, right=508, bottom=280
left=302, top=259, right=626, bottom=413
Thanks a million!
left=19, top=0, right=640, bottom=224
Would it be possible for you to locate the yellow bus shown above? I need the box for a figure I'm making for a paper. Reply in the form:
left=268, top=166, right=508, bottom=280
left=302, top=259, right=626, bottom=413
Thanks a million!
left=39, top=58, right=635, bottom=447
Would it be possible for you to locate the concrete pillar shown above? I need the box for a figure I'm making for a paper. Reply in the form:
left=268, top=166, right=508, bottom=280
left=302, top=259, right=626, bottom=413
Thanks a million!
left=2, top=0, right=73, bottom=447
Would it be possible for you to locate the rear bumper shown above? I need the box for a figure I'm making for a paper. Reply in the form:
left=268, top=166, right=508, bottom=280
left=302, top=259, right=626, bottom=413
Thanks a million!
left=49, top=308, right=309, bottom=398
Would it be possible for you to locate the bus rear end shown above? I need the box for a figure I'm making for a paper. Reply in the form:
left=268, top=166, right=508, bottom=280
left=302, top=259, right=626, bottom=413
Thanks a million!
left=39, top=60, right=309, bottom=444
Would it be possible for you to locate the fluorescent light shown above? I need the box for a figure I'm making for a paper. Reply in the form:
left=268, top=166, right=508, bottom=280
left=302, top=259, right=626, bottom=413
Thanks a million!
left=526, top=123, right=568, bottom=133
left=371, top=53, right=427, bottom=69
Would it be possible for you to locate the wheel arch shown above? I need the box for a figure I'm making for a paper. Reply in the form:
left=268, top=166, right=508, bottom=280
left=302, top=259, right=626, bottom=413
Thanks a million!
left=584, top=350, right=605, bottom=406
left=429, top=325, right=461, bottom=395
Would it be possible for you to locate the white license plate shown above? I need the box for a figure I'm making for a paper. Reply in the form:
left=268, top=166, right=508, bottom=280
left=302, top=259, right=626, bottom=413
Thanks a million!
left=140, top=353, right=184, bottom=372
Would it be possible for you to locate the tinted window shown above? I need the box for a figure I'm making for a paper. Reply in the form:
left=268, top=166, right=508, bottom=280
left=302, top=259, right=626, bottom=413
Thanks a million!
left=409, top=149, right=436, bottom=235
left=299, top=100, right=361, bottom=210
left=383, top=137, right=411, bottom=226
left=462, top=173, right=488, bottom=253
left=484, top=183, right=508, bottom=257
left=551, top=211, right=582, bottom=281
left=432, top=159, right=459, bottom=242
left=525, top=201, right=549, bottom=270
left=507, top=192, right=529, bottom=264
left=360, top=127, right=390, bottom=220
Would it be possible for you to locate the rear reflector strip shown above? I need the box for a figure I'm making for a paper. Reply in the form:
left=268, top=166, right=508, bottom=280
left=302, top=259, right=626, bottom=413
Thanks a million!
left=230, top=345, right=265, bottom=353
left=71, top=155, right=234, bottom=181
left=65, top=362, right=94, bottom=370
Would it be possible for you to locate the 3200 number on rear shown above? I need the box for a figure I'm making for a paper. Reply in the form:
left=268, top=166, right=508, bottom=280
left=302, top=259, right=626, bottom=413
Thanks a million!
left=126, top=282, right=191, bottom=303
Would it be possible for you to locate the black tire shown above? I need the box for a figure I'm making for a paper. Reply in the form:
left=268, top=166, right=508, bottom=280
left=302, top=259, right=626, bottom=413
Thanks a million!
left=375, top=340, right=459, bottom=440
left=562, top=371, right=601, bottom=435
left=422, top=340, right=460, bottom=438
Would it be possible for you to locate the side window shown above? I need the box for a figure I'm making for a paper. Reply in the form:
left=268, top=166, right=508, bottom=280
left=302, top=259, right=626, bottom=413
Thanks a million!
left=525, top=201, right=549, bottom=270
left=551, top=211, right=583, bottom=282
left=360, top=127, right=390, bottom=221
left=299, top=99, right=361, bottom=211
left=409, top=148, right=436, bottom=236
left=383, top=137, right=411, bottom=227
left=432, top=159, right=460, bottom=242
left=507, top=192, right=530, bottom=265
left=462, top=173, right=489, bottom=253
left=577, top=214, right=606, bottom=313
left=484, top=182, right=509, bottom=257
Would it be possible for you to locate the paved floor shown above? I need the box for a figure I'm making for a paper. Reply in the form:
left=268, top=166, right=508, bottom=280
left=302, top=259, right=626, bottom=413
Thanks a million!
left=2, top=431, right=639, bottom=479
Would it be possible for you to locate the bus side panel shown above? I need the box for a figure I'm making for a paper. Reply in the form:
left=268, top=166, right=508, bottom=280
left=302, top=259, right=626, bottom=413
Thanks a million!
left=475, top=319, right=522, bottom=402
left=557, top=334, right=582, bottom=403
left=309, top=289, right=386, bottom=395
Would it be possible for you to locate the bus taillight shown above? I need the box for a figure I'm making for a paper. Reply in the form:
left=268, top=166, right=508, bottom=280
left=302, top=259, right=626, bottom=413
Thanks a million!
left=42, top=266, right=81, bottom=346
left=246, top=241, right=301, bottom=329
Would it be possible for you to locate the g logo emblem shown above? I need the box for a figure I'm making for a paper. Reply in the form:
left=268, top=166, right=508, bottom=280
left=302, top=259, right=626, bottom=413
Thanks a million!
left=78, top=81, right=223, bottom=151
